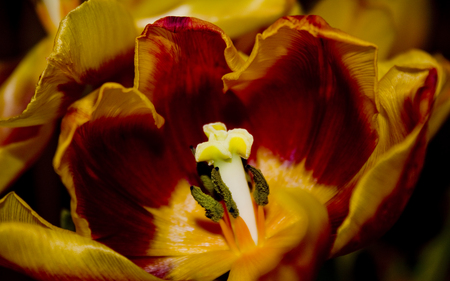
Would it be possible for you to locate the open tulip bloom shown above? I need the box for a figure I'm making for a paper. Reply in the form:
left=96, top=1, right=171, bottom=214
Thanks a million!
left=0, top=0, right=448, bottom=280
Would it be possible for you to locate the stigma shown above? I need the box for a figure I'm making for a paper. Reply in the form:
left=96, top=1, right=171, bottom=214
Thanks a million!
left=194, top=122, right=258, bottom=244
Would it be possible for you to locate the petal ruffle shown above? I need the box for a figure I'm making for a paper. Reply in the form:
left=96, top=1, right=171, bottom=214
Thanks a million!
left=331, top=51, right=440, bottom=256
left=224, top=15, right=378, bottom=188
left=0, top=192, right=162, bottom=281
left=54, top=83, right=164, bottom=256
left=125, top=0, right=297, bottom=38
left=135, top=16, right=247, bottom=166
left=0, top=0, right=137, bottom=128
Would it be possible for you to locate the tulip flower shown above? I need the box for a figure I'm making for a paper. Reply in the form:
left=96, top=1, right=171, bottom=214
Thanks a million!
left=1, top=0, right=447, bottom=277
left=0, top=0, right=296, bottom=193
left=0, top=1, right=441, bottom=280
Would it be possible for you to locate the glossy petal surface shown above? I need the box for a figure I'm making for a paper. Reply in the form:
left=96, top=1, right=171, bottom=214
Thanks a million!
left=54, top=83, right=164, bottom=250
left=0, top=192, right=162, bottom=281
left=0, top=0, right=137, bottom=128
left=224, top=15, right=378, bottom=189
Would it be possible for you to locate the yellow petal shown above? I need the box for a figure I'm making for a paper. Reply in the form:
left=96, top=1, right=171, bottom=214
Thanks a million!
left=230, top=188, right=330, bottom=281
left=126, top=0, right=297, bottom=38
left=311, top=0, right=431, bottom=59
left=331, top=123, right=426, bottom=256
left=53, top=82, right=163, bottom=238
left=36, top=0, right=82, bottom=34
left=0, top=192, right=55, bottom=228
left=0, top=37, right=55, bottom=192
left=0, top=193, right=162, bottom=280
left=332, top=50, right=440, bottom=256
left=0, top=123, right=54, bottom=192
left=0, top=37, right=53, bottom=121
left=311, top=0, right=394, bottom=59
left=1, top=0, right=137, bottom=128
left=429, top=55, right=450, bottom=139
left=376, top=50, right=441, bottom=150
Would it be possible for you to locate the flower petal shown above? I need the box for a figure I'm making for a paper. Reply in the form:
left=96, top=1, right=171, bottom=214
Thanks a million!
left=224, top=15, right=378, bottom=188
left=0, top=37, right=55, bottom=191
left=0, top=123, right=54, bottom=191
left=429, top=55, right=450, bottom=138
left=1, top=0, right=137, bottom=128
left=331, top=54, right=439, bottom=256
left=231, top=189, right=330, bottom=281
left=128, top=0, right=297, bottom=38
left=310, top=0, right=431, bottom=59
left=135, top=16, right=244, bottom=96
left=36, top=0, right=81, bottom=34
left=138, top=181, right=330, bottom=280
left=54, top=83, right=165, bottom=256
left=0, top=192, right=162, bottom=280
left=135, top=16, right=247, bottom=160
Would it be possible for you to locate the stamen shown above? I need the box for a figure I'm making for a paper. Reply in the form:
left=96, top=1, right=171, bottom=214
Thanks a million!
left=256, top=205, right=266, bottom=244
left=200, top=175, right=215, bottom=195
left=194, top=122, right=258, bottom=244
left=246, top=165, right=270, bottom=206
left=219, top=220, right=239, bottom=254
left=211, top=167, right=239, bottom=218
left=190, top=186, right=224, bottom=222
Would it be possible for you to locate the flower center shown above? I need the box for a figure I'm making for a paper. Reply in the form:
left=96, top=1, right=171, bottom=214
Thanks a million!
left=191, top=122, right=270, bottom=249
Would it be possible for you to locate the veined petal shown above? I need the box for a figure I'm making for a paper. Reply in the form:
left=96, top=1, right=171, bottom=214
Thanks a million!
left=130, top=180, right=236, bottom=280
left=0, top=192, right=162, bottom=281
left=127, top=0, right=297, bottom=38
left=331, top=52, right=439, bottom=256
left=224, top=15, right=378, bottom=188
left=0, top=0, right=137, bottom=128
left=54, top=83, right=164, bottom=254
left=376, top=50, right=439, bottom=154
left=137, top=179, right=329, bottom=280
left=135, top=16, right=244, bottom=97
left=135, top=16, right=247, bottom=161
left=259, top=189, right=330, bottom=281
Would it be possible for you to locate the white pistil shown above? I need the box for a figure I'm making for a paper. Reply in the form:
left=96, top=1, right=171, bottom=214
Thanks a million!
left=195, top=122, right=258, bottom=244
left=215, top=155, right=258, bottom=244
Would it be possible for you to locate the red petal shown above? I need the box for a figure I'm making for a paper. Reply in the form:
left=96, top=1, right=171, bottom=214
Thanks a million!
left=135, top=17, right=248, bottom=157
left=66, top=112, right=197, bottom=257
left=55, top=84, right=167, bottom=257
left=225, top=15, right=378, bottom=187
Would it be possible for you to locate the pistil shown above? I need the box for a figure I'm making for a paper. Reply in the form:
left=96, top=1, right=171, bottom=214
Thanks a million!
left=195, top=122, right=259, bottom=244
